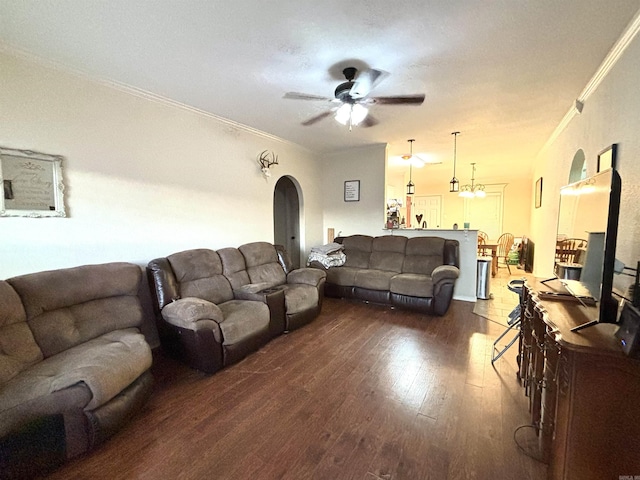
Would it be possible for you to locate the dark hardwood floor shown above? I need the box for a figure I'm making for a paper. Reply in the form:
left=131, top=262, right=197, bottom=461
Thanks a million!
left=47, top=298, right=547, bottom=479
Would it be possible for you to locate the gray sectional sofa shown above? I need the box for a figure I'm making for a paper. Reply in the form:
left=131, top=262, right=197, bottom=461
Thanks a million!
left=147, top=242, right=326, bottom=374
left=0, top=263, right=154, bottom=478
left=313, top=234, right=460, bottom=315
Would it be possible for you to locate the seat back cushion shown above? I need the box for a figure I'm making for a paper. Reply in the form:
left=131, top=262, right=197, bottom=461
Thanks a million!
left=342, top=235, right=374, bottom=268
left=168, top=249, right=234, bottom=305
left=0, top=281, right=43, bottom=385
left=402, top=237, right=446, bottom=276
left=218, top=247, right=251, bottom=290
left=369, top=235, right=407, bottom=272
left=239, top=242, right=286, bottom=287
left=8, top=263, right=143, bottom=359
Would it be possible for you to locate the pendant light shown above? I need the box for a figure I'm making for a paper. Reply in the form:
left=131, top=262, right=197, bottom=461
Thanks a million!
left=459, top=162, right=486, bottom=198
left=450, top=131, right=460, bottom=193
left=405, top=139, right=416, bottom=195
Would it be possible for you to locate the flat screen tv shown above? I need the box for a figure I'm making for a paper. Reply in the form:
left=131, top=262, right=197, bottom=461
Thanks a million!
left=553, top=168, right=621, bottom=332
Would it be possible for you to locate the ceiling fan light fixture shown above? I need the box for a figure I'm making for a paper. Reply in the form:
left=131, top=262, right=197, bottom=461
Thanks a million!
left=334, top=103, right=368, bottom=127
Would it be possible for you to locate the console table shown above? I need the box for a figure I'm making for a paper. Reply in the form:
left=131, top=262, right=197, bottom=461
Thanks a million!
left=519, top=279, right=640, bottom=479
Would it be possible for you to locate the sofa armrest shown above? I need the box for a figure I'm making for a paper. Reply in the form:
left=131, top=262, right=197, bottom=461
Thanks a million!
left=431, top=265, right=460, bottom=284
left=287, top=268, right=326, bottom=287
left=161, top=297, right=223, bottom=331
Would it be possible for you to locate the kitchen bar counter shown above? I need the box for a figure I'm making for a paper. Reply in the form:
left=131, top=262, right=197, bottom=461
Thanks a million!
left=382, top=228, right=478, bottom=302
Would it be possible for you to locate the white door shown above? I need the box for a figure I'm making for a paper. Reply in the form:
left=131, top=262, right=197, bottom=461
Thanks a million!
left=464, top=191, right=503, bottom=239
left=412, top=195, right=441, bottom=228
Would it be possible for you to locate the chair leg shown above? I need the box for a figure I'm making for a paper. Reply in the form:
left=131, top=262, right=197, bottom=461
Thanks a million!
left=506, top=258, right=511, bottom=274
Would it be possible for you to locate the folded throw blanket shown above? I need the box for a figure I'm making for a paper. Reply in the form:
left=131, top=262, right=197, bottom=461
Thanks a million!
left=310, top=242, right=344, bottom=255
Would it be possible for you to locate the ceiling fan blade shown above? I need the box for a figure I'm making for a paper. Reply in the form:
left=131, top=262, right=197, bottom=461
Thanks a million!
left=350, top=68, right=389, bottom=99
left=301, top=110, right=334, bottom=126
left=371, top=94, right=425, bottom=105
left=284, top=92, right=334, bottom=101
left=361, top=114, right=378, bottom=128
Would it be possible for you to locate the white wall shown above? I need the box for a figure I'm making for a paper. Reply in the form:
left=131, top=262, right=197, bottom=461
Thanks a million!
left=0, top=50, right=324, bottom=278
left=321, top=143, right=387, bottom=237
left=531, top=28, right=640, bottom=295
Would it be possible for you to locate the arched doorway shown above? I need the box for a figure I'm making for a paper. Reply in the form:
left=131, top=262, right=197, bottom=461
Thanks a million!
left=273, top=176, right=301, bottom=269
left=569, top=149, right=587, bottom=183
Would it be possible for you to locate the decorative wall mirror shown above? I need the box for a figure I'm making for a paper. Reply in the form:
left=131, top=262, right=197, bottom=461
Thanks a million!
left=1, top=147, right=66, bottom=217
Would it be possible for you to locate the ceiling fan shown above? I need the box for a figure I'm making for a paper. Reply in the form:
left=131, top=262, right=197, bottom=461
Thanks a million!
left=284, top=67, right=425, bottom=129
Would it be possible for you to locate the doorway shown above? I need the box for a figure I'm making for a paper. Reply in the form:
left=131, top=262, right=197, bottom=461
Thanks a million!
left=464, top=190, right=504, bottom=240
left=411, top=195, right=442, bottom=228
left=273, top=176, right=301, bottom=269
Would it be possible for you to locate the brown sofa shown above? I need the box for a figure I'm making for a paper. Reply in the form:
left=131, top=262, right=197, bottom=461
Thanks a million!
left=147, top=242, right=326, bottom=374
left=0, top=263, right=154, bottom=478
left=312, top=234, right=460, bottom=315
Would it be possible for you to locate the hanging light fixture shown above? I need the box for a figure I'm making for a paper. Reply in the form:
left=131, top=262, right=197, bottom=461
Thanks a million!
left=459, top=163, right=486, bottom=198
left=407, top=162, right=415, bottom=195
left=335, top=103, right=368, bottom=130
left=449, top=131, right=460, bottom=193
left=401, top=138, right=426, bottom=167
left=405, top=139, right=417, bottom=195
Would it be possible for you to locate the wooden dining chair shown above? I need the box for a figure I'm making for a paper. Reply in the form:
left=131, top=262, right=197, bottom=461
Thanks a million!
left=556, top=238, right=588, bottom=264
left=477, top=232, right=489, bottom=256
left=496, top=233, right=515, bottom=274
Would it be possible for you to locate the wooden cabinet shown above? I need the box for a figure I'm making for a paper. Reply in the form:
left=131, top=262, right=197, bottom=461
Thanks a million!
left=519, top=280, right=640, bottom=479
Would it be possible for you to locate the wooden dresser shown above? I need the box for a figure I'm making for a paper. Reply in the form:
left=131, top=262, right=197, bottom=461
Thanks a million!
left=519, top=279, right=640, bottom=480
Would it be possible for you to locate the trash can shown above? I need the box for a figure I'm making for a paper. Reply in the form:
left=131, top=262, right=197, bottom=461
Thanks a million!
left=477, top=256, right=492, bottom=300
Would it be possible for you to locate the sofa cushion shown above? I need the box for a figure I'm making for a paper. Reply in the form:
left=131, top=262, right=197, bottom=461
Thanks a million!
left=239, top=242, right=287, bottom=287
left=168, top=249, right=234, bottom=305
left=432, top=265, right=460, bottom=284
left=369, top=251, right=405, bottom=272
left=286, top=268, right=326, bottom=287
left=390, top=273, right=435, bottom=298
left=161, top=297, right=224, bottom=329
left=342, top=235, right=373, bottom=268
left=8, top=263, right=143, bottom=358
left=217, top=300, right=270, bottom=346
left=402, top=237, right=446, bottom=275
left=354, top=269, right=398, bottom=291
left=0, top=383, right=91, bottom=438
left=218, top=247, right=251, bottom=290
left=0, top=328, right=152, bottom=415
left=326, top=266, right=361, bottom=286
left=282, top=284, right=319, bottom=315
left=373, top=235, right=407, bottom=253
left=0, top=281, right=43, bottom=386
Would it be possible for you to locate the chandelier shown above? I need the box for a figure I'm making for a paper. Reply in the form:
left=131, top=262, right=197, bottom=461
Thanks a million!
left=459, top=163, right=486, bottom=198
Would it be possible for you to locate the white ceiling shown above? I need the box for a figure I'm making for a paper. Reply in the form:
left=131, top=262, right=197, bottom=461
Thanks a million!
left=1, top=1, right=639, bottom=185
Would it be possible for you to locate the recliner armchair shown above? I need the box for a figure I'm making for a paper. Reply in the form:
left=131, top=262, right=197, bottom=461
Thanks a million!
left=147, top=242, right=325, bottom=374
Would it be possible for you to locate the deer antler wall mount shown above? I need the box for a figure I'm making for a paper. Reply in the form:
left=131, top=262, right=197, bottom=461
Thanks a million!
left=258, top=150, right=278, bottom=177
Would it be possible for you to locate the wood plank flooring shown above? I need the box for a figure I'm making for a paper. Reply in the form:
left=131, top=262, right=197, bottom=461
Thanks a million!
left=47, top=297, right=547, bottom=479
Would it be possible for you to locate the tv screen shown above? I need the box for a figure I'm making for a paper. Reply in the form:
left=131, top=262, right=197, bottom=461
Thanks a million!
left=555, top=168, right=621, bottom=330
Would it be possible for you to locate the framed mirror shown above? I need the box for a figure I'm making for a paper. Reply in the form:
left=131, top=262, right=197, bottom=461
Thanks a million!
left=1, top=147, right=66, bottom=217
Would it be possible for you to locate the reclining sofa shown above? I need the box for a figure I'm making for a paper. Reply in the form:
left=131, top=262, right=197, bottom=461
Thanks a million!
left=147, top=242, right=326, bottom=374
left=313, top=234, right=460, bottom=315
left=0, top=263, right=154, bottom=478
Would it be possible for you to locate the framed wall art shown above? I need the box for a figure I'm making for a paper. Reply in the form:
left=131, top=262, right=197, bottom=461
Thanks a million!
left=535, top=177, right=543, bottom=209
left=344, top=180, right=360, bottom=202
left=0, top=146, right=66, bottom=217
left=597, top=143, right=617, bottom=172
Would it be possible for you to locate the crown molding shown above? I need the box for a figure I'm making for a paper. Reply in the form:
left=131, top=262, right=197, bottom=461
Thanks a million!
left=0, top=43, right=306, bottom=151
left=540, top=8, right=640, bottom=155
